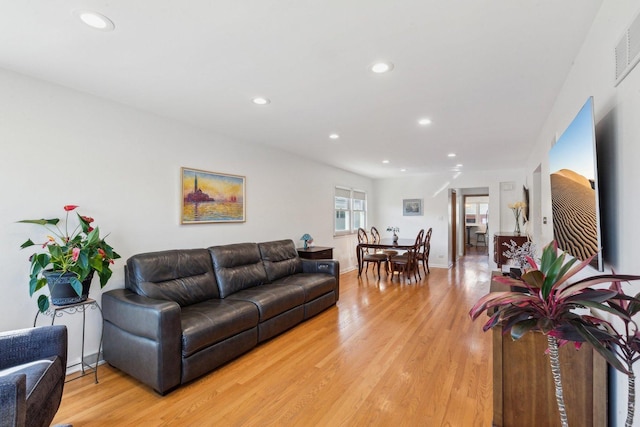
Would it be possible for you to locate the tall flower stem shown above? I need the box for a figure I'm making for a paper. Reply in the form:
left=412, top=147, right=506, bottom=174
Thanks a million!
left=627, top=371, right=635, bottom=427
left=547, top=335, right=569, bottom=427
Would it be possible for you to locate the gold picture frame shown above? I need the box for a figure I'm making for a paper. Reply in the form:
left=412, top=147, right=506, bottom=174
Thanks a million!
left=181, top=167, right=246, bottom=224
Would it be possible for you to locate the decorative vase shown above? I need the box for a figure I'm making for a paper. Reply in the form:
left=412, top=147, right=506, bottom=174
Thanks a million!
left=42, top=270, right=93, bottom=306
left=514, top=221, right=521, bottom=235
left=393, top=233, right=398, bottom=243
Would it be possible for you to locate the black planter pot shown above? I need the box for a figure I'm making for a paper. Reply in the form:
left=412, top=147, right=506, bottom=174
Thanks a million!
left=42, top=270, right=93, bottom=306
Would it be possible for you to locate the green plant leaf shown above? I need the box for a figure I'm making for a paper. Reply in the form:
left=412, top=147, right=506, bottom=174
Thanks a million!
left=539, top=242, right=556, bottom=273
left=29, top=276, right=45, bottom=296
left=18, top=218, right=60, bottom=226
left=99, top=268, right=112, bottom=287
left=543, top=252, right=571, bottom=296
left=89, top=256, right=102, bottom=272
left=34, top=253, right=50, bottom=270
left=86, top=227, right=100, bottom=245
left=20, top=239, right=36, bottom=249
left=69, top=276, right=83, bottom=297
left=48, top=244, right=63, bottom=260
left=77, top=249, right=89, bottom=270
left=37, top=294, right=49, bottom=313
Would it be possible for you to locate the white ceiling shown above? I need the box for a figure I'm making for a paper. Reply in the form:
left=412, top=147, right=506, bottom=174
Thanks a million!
left=0, top=1, right=603, bottom=179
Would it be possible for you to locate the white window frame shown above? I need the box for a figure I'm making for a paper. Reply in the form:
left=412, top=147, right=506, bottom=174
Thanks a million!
left=334, top=186, right=367, bottom=236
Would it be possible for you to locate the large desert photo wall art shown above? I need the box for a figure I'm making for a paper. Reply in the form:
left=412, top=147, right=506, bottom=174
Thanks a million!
left=181, top=167, right=245, bottom=224
left=549, top=97, right=602, bottom=270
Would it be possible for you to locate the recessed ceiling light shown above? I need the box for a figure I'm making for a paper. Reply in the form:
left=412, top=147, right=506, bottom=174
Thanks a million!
left=370, top=61, right=394, bottom=73
left=448, top=153, right=456, bottom=158
left=74, top=10, right=115, bottom=31
left=456, top=164, right=463, bottom=168
left=329, top=133, right=340, bottom=140
left=382, top=160, right=390, bottom=164
left=418, top=118, right=432, bottom=126
left=400, top=168, right=407, bottom=172
left=252, top=97, right=270, bottom=105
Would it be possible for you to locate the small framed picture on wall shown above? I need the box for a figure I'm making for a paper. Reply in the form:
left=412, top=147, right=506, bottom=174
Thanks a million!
left=403, top=198, right=423, bottom=216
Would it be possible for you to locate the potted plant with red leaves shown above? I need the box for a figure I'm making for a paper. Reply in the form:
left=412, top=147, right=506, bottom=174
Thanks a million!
left=564, top=277, right=640, bottom=427
left=19, top=205, right=120, bottom=312
left=469, top=241, right=640, bottom=427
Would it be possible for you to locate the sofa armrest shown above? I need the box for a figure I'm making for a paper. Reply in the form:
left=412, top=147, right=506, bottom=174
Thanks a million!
left=0, top=375, right=26, bottom=427
left=301, top=259, right=340, bottom=301
left=0, top=326, right=67, bottom=371
left=102, top=289, right=182, bottom=394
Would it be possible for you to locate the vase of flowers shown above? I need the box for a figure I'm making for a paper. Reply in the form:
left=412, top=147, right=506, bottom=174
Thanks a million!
left=19, top=205, right=120, bottom=312
left=386, top=226, right=399, bottom=242
left=508, top=201, right=526, bottom=235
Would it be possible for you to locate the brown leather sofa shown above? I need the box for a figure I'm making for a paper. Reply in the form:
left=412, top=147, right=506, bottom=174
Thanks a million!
left=102, top=239, right=339, bottom=394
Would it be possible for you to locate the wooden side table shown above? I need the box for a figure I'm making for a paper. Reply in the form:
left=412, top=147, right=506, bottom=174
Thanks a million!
left=493, top=232, right=528, bottom=267
left=296, top=246, right=333, bottom=260
left=490, top=274, right=606, bottom=426
left=33, top=298, right=103, bottom=383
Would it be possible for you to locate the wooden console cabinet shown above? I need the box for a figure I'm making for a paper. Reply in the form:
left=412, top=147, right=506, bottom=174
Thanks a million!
left=491, top=277, right=607, bottom=426
left=493, top=233, right=528, bottom=267
left=296, top=246, right=333, bottom=260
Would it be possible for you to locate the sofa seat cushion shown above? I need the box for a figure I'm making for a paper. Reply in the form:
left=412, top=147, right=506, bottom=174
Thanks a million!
left=0, top=356, right=62, bottom=400
left=181, top=299, right=259, bottom=358
left=227, top=284, right=305, bottom=322
left=271, top=274, right=336, bottom=302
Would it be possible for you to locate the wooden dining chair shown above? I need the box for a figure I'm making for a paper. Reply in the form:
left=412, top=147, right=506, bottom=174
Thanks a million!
left=371, top=226, right=397, bottom=271
left=357, top=228, right=388, bottom=278
left=416, top=227, right=433, bottom=274
left=390, top=229, right=424, bottom=282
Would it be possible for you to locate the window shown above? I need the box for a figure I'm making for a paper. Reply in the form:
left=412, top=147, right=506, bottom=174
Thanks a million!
left=334, top=187, right=367, bottom=235
left=464, top=196, right=489, bottom=225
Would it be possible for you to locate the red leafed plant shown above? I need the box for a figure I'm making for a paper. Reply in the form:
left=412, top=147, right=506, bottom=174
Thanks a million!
left=470, top=241, right=640, bottom=427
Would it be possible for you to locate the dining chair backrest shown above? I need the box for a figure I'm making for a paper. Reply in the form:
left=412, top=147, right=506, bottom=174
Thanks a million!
left=357, top=228, right=369, bottom=245
left=423, top=227, right=433, bottom=252
left=370, top=226, right=381, bottom=244
left=414, top=229, right=425, bottom=249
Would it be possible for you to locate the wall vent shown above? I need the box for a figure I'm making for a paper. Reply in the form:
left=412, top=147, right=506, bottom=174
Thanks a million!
left=615, top=9, right=640, bottom=86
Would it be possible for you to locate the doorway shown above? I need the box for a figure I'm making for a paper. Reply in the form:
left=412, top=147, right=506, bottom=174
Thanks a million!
left=463, top=195, right=489, bottom=255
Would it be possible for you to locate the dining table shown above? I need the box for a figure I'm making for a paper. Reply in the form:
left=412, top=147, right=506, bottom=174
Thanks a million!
left=357, top=237, right=417, bottom=277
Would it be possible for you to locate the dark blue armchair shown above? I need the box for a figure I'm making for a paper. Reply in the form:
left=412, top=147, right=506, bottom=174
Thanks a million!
left=0, top=325, right=67, bottom=427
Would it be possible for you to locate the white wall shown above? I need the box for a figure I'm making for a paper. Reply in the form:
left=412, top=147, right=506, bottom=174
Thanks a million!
left=373, top=167, right=525, bottom=269
left=525, top=1, right=640, bottom=424
left=0, top=68, right=371, bottom=367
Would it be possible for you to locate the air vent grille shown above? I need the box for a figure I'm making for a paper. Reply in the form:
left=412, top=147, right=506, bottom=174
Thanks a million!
left=615, top=9, right=640, bottom=86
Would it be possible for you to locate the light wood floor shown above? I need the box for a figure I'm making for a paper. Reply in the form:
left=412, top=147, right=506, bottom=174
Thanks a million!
left=53, top=254, right=493, bottom=426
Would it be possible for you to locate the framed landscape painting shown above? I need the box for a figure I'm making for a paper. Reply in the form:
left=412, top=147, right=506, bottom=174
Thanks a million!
left=403, top=198, right=423, bottom=216
left=181, top=167, right=246, bottom=224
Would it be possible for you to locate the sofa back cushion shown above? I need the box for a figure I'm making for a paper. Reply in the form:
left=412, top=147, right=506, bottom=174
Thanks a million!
left=208, top=243, right=269, bottom=298
left=258, top=240, right=303, bottom=282
left=126, top=249, right=219, bottom=306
